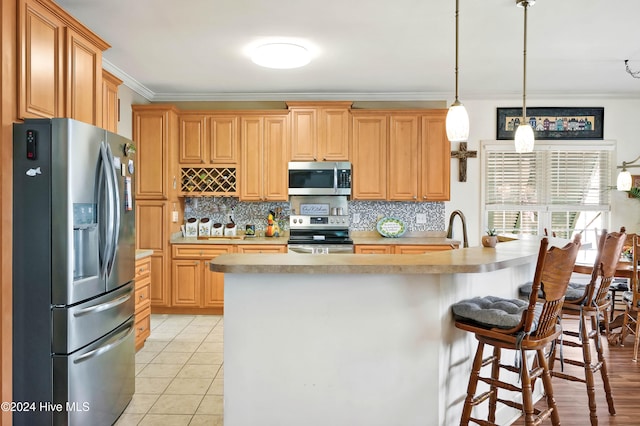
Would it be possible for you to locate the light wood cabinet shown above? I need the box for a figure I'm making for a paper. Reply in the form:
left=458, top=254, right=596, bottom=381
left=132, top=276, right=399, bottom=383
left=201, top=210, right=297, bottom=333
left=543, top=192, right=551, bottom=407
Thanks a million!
left=393, top=244, right=455, bottom=254
left=133, top=105, right=181, bottom=313
left=388, top=115, right=420, bottom=200
left=354, top=245, right=393, bottom=254
left=178, top=113, right=239, bottom=165
left=355, top=244, right=456, bottom=254
left=136, top=200, right=170, bottom=307
left=133, top=105, right=179, bottom=199
left=134, top=256, right=152, bottom=351
left=171, top=245, right=233, bottom=311
left=420, top=112, right=450, bottom=201
left=236, top=245, right=287, bottom=254
left=18, top=0, right=64, bottom=119
left=18, top=0, right=109, bottom=125
left=390, top=111, right=449, bottom=201
left=65, top=26, right=102, bottom=126
left=178, top=113, right=207, bottom=164
left=351, top=109, right=450, bottom=201
left=240, top=114, right=289, bottom=201
left=287, top=101, right=351, bottom=161
left=351, top=113, right=387, bottom=200
left=208, top=115, right=239, bottom=164
left=102, top=69, right=121, bottom=133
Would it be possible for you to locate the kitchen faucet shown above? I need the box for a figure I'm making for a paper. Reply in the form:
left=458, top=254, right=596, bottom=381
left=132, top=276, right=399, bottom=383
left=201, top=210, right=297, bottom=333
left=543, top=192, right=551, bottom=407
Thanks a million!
left=446, top=210, right=469, bottom=248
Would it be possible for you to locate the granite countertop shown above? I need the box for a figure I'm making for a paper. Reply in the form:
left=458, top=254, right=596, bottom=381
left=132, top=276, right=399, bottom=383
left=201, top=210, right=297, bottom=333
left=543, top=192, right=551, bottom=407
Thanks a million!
left=135, top=249, right=153, bottom=260
left=209, top=238, right=563, bottom=275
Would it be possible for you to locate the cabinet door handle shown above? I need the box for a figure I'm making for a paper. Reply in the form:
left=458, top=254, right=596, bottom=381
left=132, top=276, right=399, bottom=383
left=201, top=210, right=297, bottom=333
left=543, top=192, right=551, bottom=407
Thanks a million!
left=195, top=261, right=199, bottom=266
left=413, top=196, right=417, bottom=200
left=173, top=176, right=177, bottom=189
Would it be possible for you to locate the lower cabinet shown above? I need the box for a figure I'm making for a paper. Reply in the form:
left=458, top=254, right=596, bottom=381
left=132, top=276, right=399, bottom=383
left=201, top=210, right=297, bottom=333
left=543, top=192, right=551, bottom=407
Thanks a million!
left=354, top=244, right=456, bottom=254
left=134, top=256, right=152, bottom=351
left=172, top=245, right=233, bottom=313
left=236, top=245, right=287, bottom=254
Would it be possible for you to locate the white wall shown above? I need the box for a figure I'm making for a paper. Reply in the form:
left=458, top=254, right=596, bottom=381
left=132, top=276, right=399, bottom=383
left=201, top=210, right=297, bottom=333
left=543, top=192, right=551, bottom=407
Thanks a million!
left=447, top=98, right=640, bottom=246
left=115, top=84, right=149, bottom=139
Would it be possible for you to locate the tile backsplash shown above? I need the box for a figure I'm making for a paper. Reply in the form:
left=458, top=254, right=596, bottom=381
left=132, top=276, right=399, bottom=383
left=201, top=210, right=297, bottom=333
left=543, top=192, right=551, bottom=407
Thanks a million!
left=183, top=197, right=445, bottom=232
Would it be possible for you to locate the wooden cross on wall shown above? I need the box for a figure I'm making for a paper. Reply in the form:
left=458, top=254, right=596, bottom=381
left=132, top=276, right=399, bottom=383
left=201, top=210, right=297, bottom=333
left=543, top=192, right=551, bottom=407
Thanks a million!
left=450, top=142, right=477, bottom=182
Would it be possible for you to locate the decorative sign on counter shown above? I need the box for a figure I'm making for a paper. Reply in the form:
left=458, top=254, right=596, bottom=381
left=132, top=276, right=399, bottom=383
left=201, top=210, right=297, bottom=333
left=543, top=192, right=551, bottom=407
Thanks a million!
left=376, top=217, right=406, bottom=238
left=300, top=203, right=330, bottom=216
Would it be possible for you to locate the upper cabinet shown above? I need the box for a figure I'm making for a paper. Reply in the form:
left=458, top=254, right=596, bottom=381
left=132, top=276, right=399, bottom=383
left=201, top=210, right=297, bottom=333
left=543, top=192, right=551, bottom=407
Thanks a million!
left=287, top=101, right=351, bottom=162
left=240, top=113, right=289, bottom=201
left=178, top=113, right=239, bottom=165
left=351, top=109, right=450, bottom=202
left=102, top=69, right=121, bottom=133
left=18, top=0, right=110, bottom=126
left=133, top=105, right=179, bottom=200
left=351, top=112, right=387, bottom=200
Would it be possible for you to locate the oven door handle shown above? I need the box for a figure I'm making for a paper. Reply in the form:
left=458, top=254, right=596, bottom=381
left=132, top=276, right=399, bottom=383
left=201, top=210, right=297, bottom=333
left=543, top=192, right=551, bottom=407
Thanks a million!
left=288, top=246, right=315, bottom=254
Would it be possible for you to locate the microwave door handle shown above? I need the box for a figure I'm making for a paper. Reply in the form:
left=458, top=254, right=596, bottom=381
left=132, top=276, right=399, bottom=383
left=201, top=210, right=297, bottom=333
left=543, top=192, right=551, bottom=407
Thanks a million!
left=105, top=143, right=121, bottom=276
left=334, top=163, right=338, bottom=193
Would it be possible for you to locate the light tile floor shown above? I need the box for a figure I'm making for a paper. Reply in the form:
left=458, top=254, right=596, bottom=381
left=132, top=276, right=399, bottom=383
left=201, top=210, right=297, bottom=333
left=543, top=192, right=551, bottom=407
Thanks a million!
left=115, top=314, right=224, bottom=426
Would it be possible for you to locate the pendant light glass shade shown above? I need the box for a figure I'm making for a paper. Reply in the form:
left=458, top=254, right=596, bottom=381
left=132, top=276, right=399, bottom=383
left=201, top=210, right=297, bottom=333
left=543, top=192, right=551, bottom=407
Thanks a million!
left=446, top=102, right=470, bottom=143
left=617, top=170, right=632, bottom=191
left=514, top=123, right=534, bottom=153
left=446, top=0, right=469, bottom=143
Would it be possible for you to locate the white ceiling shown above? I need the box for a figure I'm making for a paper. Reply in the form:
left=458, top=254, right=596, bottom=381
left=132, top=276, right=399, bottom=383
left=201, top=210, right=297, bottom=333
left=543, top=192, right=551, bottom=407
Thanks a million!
left=56, top=0, right=640, bottom=102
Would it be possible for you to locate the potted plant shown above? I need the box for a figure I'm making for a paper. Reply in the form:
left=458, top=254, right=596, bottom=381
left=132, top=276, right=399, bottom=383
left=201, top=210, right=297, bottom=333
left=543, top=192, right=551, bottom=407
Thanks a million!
left=482, top=229, right=498, bottom=248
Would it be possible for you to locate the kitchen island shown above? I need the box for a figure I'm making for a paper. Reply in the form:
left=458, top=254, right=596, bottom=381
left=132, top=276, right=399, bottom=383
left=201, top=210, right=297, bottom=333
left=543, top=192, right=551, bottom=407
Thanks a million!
left=210, top=238, right=561, bottom=426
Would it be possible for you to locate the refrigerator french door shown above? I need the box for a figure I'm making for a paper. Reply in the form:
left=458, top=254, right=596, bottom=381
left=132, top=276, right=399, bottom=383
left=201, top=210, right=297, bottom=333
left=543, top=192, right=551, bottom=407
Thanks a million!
left=13, top=118, right=136, bottom=426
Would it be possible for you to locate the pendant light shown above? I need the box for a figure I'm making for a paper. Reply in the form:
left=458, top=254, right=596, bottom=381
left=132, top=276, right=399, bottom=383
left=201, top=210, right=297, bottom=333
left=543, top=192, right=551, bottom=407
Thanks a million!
left=514, top=0, right=535, bottom=153
left=446, top=0, right=470, bottom=143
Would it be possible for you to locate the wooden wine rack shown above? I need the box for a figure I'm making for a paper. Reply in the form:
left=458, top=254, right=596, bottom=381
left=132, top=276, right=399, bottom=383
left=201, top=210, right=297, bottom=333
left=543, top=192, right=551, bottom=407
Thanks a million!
left=180, top=167, right=237, bottom=196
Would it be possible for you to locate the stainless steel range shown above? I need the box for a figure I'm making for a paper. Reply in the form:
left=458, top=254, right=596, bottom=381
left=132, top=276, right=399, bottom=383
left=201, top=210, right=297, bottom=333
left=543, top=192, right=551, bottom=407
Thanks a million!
left=288, top=195, right=354, bottom=254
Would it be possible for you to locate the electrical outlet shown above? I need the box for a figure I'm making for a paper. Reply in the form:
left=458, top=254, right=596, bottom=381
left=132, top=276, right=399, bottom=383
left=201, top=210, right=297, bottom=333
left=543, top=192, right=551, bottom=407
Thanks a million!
left=353, top=213, right=360, bottom=223
left=172, top=211, right=179, bottom=223
left=416, top=213, right=427, bottom=224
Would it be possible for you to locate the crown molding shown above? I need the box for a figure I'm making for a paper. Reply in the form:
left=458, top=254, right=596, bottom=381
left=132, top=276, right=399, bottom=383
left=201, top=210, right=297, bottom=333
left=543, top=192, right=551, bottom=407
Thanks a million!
left=102, top=59, right=155, bottom=101
left=101, top=60, right=640, bottom=102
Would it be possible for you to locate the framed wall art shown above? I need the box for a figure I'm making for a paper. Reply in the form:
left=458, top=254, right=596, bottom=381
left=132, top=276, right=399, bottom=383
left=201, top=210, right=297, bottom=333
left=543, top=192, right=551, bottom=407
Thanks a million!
left=496, top=107, right=604, bottom=140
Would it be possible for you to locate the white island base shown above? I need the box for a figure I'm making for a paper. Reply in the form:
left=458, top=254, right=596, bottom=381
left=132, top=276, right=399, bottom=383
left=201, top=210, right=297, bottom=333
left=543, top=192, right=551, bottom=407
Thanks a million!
left=217, top=244, right=546, bottom=426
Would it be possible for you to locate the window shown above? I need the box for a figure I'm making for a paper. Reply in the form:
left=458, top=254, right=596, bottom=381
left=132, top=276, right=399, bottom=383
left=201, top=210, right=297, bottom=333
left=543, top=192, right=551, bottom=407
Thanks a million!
left=482, top=140, right=614, bottom=246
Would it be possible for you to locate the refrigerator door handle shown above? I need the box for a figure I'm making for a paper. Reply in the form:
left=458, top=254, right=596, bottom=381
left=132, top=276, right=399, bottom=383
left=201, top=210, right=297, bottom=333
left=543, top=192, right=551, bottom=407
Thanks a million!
left=72, top=323, right=134, bottom=364
left=99, top=142, right=115, bottom=279
left=96, top=143, right=108, bottom=279
left=72, top=292, right=133, bottom=317
left=105, top=143, right=121, bottom=277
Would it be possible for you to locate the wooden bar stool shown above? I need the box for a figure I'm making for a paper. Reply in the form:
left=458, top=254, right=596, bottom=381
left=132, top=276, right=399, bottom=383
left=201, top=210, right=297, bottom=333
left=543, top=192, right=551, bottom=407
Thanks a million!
left=452, top=236, right=581, bottom=425
left=547, top=229, right=626, bottom=426
left=621, top=234, right=640, bottom=361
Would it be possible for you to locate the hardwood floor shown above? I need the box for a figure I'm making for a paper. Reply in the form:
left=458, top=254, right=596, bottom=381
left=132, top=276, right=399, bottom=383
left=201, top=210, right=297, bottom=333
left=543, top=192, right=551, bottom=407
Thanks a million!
left=511, top=318, right=640, bottom=425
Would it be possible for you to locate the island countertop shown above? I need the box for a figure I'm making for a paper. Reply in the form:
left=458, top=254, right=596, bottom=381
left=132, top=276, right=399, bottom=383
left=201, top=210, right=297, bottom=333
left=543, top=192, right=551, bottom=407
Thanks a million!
left=209, top=238, right=559, bottom=275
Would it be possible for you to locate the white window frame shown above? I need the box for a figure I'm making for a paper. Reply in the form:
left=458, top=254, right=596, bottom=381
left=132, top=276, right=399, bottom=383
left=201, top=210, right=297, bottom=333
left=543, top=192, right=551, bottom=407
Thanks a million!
left=480, top=139, right=615, bottom=244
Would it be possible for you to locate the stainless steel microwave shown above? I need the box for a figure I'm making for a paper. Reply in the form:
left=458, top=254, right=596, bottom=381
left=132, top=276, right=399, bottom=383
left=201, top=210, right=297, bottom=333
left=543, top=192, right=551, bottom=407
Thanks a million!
left=288, top=162, right=352, bottom=196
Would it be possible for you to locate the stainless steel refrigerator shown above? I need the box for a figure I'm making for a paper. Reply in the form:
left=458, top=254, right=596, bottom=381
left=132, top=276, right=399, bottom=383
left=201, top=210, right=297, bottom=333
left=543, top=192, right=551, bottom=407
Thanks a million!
left=13, top=118, right=136, bottom=426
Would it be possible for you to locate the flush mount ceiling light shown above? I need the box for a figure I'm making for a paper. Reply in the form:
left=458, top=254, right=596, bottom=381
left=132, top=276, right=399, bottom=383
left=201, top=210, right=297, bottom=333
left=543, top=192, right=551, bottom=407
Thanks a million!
left=514, top=0, right=535, bottom=153
left=446, top=0, right=470, bottom=143
left=251, top=43, right=311, bottom=69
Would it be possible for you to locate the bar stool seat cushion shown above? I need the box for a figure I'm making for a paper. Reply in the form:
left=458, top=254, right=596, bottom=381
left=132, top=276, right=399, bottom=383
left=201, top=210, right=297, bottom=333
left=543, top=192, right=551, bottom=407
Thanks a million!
left=452, top=295, right=542, bottom=331
left=622, top=291, right=640, bottom=307
left=518, top=281, right=585, bottom=301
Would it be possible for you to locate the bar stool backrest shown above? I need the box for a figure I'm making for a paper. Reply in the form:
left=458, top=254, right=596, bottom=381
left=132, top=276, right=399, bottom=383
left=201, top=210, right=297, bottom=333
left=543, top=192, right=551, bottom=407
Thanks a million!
left=527, top=235, right=582, bottom=339
left=588, top=230, right=627, bottom=307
